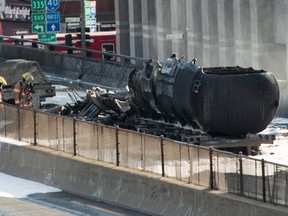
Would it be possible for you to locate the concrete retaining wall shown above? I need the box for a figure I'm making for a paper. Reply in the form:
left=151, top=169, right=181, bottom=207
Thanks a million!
left=0, top=140, right=287, bottom=216
left=0, top=43, right=140, bottom=88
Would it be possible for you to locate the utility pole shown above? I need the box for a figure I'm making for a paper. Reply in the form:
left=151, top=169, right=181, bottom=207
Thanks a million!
left=80, top=0, right=86, bottom=50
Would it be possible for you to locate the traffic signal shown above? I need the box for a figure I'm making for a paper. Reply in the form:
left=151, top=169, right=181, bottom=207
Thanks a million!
left=76, top=33, right=91, bottom=47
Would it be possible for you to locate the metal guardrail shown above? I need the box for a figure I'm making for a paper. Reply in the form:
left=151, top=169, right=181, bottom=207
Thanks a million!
left=1, top=102, right=288, bottom=207
left=0, top=34, right=150, bottom=66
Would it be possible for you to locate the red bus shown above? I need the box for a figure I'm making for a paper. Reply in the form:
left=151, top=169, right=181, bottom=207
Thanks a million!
left=3, top=31, right=116, bottom=60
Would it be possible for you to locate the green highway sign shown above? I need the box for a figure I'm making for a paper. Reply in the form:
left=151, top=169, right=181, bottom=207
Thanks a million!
left=32, top=0, right=46, bottom=11
left=32, top=13, right=46, bottom=22
left=38, top=33, right=56, bottom=43
left=32, top=23, right=46, bottom=33
left=85, top=1, right=91, bottom=18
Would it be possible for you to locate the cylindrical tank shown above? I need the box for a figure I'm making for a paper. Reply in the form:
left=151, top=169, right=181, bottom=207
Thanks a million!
left=129, top=57, right=280, bottom=137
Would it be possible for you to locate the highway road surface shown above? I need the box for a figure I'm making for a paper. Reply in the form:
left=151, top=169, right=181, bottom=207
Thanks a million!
left=0, top=191, right=148, bottom=216
left=0, top=172, right=148, bottom=216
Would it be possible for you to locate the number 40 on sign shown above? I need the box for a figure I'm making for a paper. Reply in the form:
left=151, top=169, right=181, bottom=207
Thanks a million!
left=46, top=0, right=60, bottom=11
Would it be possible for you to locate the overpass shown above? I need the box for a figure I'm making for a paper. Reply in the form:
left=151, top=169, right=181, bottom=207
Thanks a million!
left=0, top=38, right=287, bottom=215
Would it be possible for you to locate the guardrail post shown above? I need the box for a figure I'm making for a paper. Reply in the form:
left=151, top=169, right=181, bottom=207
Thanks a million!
left=86, top=51, right=92, bottom=58
left=32, top=42, right=37, bottom=48
left=209, top=147, right=214, bottom=189
left=116, top=126, right=120, bottom=166
left=20, top=35, right=24, bottom=45
left=33, top=109, right=37, bottom=146
left=14, top=39, right=20, bottom=45
left=161, top=135, right=165, bottom=177
left=73, top=117, right=77, bottom=156
left=262, top=159, right=266, bottom=202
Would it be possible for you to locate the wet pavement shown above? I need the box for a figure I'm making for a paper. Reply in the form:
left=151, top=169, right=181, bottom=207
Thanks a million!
left=0, top=191, right=149, bottom=216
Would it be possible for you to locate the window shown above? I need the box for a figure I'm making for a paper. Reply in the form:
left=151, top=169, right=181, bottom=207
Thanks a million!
left=102, top=43, right=115, bottom=60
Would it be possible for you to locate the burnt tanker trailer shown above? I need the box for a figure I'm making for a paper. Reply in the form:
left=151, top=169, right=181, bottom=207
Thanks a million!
left=128, top=56, right=280, bottom=137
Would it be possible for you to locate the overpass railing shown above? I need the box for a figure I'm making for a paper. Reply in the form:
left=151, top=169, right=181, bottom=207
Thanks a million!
left=0, top=103, right=288, bottom=207
left=0, top=34, right=149, bottom=66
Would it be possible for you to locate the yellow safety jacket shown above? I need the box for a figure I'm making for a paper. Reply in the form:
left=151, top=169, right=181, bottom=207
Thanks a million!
left=13, top=80, right=33, bottom=108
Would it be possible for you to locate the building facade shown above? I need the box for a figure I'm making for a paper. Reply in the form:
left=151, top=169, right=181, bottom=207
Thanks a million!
left=0, top=0, right=115, bottom=35
left=115, top=0, right=288, bottom=81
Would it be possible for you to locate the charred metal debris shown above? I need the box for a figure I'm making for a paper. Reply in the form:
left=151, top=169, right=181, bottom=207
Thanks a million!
left=42, top=55, right=280, bottom=155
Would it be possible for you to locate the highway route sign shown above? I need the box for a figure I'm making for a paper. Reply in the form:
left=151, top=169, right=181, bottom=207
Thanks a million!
left=46, top=0, right=60, bottom=11
left=65, top=17, right=80, bottom=23
left=46, top=12, right=60, bottom=22
left=66, top=22, right=80, bottom=28
left=0, top=0, right=5, bottom=12
left=47, top=22, right=61, bottom=32
left=32, top=0, right=46, bottom=11
left=14, top=29, right=29, bottom=35
left=32, top=23, right=46, bottom=33
left=38, top=33, right=56, bottom=43
left=32, top=13, right=46, bottom=22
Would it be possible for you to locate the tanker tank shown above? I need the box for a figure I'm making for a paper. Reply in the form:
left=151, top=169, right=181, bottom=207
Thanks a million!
left=128, top=55, right=280, bottom=137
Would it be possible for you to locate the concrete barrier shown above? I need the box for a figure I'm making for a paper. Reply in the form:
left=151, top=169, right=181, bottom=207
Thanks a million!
left=0, top=139, right=287, bottom=216
left=0, top=43, right=141, bottom=89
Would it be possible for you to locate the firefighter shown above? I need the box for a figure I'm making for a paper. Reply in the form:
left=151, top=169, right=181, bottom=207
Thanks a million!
left=13, top=72, right=34, bottom=108
left=0, top=76, right=7, bottom=105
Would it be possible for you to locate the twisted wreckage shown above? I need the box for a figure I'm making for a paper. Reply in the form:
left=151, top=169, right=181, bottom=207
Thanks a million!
left=52, top=55, right=280, bottom=153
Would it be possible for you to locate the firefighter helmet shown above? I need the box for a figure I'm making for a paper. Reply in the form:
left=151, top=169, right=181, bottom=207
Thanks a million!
left=0, top=76, right=7, bottom=85
left=22, top=72, right=34, bottom=82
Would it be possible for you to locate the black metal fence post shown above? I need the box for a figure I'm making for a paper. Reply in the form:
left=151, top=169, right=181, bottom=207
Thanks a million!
left=73, top=117, right=77, bottom=156
left=4, top=105, right=7, bottom=137
left=209, top=147, right=214, bottom=189
left=17, top=106, right=20, bottom=141
left=161, top=135, right=165, bottom=177
left=33, top=109, right=37, bottom=146
left=239, top=154, right=244, bottom=196
left=262, top=159, right=267, bottom=202
left=116, top=126, right=120, bottom=166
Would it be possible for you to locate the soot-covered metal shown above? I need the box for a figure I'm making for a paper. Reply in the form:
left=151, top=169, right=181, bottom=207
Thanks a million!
left=49, top=55, right=280, bottom=140
left=128, top=55, right=280, bottom=137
